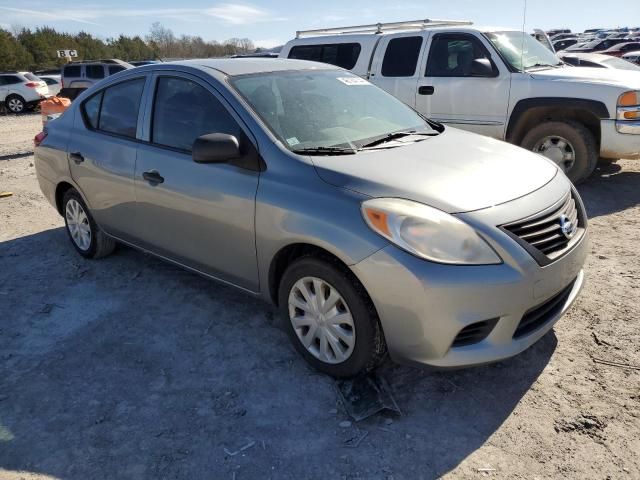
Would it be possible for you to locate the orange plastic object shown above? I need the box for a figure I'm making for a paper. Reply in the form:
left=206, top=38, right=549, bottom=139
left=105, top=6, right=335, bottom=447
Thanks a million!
left=41, top=96, right=71, bottom=124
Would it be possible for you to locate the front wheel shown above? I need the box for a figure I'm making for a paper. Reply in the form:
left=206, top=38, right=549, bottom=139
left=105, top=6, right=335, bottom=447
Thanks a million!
left=62, top=189, right=116, bottom=259
left=278, top=257, right=387, bottom=378
left=520, top=120, right=598, bottom=184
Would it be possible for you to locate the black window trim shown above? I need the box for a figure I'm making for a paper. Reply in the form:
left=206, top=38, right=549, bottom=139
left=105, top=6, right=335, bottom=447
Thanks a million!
left=288, top=42, right=362, bottom=70
left=426, top=32, right=499, bottom=78
left=381, top=35, right=424, bottom=78
left=80, top=76, right=147, bottom=141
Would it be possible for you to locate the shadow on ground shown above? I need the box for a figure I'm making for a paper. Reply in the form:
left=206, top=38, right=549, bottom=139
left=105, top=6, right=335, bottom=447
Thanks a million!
left=0, top=226, right=553, bottom=479
left=578, top=160, right=640, bottom=218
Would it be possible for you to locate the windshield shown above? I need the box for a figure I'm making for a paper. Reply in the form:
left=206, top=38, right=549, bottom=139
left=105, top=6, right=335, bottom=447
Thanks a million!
left=602, top=57, right=640, bottom=71
left=486, top=31, right=563, bottom=71
left=231, top=70, right=432, bottom=151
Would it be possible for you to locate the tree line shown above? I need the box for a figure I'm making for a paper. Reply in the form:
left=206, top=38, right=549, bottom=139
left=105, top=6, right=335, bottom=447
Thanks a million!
left=0, top=23, right=258, bottom=72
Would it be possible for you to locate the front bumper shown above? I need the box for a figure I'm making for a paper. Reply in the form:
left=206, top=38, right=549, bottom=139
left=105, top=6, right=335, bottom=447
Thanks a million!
left=600, top=119, right=640, bottom=159
left=351, top=176, right=588, bottom=368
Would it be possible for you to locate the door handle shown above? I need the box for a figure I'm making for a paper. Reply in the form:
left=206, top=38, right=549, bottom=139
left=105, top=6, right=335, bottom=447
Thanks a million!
left=418, top=86, right=435, bottom=95
left=142, top=170, right=164, bottom=185
left=70, top=152, right=84, bottom=164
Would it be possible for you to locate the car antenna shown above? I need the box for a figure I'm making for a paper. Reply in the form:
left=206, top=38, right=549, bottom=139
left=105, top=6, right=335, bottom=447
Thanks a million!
left=521, top=0, right=527, bottom=71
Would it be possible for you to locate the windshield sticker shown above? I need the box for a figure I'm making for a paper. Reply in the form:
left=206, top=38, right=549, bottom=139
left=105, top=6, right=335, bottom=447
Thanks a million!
left=337, top=77, right=370, bottom=86
left=287, top=137, right=300, bottom=146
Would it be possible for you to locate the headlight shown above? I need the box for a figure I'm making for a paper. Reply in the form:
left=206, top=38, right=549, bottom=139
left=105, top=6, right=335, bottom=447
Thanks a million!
left=361, top=198, right=502, bottom=265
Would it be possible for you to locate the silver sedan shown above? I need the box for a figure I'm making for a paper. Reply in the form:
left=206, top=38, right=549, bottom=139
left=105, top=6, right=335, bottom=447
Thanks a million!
left=34, top=59, right=587, bottom=377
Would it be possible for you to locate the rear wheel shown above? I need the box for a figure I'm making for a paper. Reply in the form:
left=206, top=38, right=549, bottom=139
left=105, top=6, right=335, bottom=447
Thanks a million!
left=6, top=95, right=25, bottom=114
left=278, top=257, right=386, bottom=378
left=62, top=189, right=116, bottom=259
left=520, top=120, right=598, bottom=184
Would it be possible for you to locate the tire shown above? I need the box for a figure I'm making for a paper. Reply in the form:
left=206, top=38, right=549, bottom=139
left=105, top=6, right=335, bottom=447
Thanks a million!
left=62, top=188, right=116, bottom=259
left=520, top=120, right=598, bottom=184
left=278, top=256, right=387, bottom=378
left=6, top=95, right=26, bottom=114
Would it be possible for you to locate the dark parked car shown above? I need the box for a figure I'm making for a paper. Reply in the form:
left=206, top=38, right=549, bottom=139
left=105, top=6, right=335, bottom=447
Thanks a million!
left=553, top=38, right=579, bottom=51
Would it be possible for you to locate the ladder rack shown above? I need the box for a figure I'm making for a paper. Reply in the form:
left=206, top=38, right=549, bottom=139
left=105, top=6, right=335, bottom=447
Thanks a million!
left=296, top=19, right=473, bottom=38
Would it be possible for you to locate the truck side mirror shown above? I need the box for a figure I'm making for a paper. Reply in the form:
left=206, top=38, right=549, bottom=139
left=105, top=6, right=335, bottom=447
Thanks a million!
left=471, top=58, right=497, bottom=77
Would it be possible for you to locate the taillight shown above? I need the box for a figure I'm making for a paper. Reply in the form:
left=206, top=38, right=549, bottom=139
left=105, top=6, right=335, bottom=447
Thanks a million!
left=34, top=131, right=47, bottom=147
left=25, top=82, right=40, bottom=88
left=61, top=78, right=64, bottom=88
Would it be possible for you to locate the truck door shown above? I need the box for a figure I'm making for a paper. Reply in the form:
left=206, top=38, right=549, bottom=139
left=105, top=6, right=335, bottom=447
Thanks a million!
left=369, top=32, right=429, bottom=108
left=415, top=32, right=511, bottom=139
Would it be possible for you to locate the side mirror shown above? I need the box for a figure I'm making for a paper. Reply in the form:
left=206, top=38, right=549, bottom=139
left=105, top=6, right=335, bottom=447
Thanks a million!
left=471, top=58, right=496, bottom=77
left=192, top=133, right=241, bottom=164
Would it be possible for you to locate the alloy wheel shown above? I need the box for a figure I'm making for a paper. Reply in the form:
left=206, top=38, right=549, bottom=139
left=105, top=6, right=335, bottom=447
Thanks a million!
left=532, top=135, right=576, bottom=173
left=7, top=98, right=24, bottom=113
left=288, top=277, right=356, bottom=364
left=65, top=198, right=92, bottom=251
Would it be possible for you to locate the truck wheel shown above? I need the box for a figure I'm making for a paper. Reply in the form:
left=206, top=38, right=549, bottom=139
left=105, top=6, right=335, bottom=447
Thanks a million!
left=520, top=120, right=598, bottom=184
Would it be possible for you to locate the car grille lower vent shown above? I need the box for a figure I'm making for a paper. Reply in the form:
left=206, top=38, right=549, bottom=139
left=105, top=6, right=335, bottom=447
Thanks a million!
left=513, top=279, right=576, bottom=339
left=452, top=318, right=499, bottom=348
left=501, top=190, right=584, bottom=265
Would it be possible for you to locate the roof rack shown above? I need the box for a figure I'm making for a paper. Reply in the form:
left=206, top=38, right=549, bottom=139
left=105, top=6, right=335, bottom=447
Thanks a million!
left=296, top=18, right=473, bottom=38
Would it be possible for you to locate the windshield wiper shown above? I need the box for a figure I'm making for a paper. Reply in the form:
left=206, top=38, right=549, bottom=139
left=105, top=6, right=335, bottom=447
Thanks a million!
left=358, top=131, right=437, bottom=149
left=291, top=146, right=357, bottom=156
left=525, top=63, right=562, bottom=71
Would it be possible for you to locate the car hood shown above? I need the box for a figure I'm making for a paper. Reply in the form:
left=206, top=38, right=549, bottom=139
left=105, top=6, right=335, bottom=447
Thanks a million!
left=310, top=128, right=558, bottom=214
left=530, top=65, right=640, bottom=88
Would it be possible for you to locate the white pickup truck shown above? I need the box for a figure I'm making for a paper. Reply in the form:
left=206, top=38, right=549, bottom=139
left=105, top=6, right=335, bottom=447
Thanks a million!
left=280, top=19, right=640, bottom=183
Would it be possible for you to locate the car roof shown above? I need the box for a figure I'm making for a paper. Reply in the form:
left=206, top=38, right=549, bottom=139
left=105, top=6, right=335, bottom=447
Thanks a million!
left=152, top=58, right=337, bottom=76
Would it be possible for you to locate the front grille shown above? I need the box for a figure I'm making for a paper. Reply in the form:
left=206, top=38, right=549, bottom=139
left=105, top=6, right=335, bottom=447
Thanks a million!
left=501, top=190, right=584, bottom=265
left=513, top=279, right=576, bottom=339
left=452, top=318, right=499, bottom=348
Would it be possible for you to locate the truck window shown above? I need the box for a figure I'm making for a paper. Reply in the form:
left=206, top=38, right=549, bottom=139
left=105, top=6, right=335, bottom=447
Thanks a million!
left=288, top=43, right=361, bottom=69
left=426, top=34, right=493, bottom=77
left=381, top=36, right=423, bottom=77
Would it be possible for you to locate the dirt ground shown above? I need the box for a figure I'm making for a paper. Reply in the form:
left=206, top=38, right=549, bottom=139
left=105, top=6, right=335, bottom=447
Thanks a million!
left=0, top=113, right=639, bottom=480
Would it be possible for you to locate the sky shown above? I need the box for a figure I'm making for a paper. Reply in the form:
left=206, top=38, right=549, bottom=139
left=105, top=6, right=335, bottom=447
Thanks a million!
left=0, top=0, right=638, bottom=49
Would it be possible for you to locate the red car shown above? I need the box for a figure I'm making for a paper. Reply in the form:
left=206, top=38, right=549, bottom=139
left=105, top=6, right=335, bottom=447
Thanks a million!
left=601, top=42, right=640, bottom=57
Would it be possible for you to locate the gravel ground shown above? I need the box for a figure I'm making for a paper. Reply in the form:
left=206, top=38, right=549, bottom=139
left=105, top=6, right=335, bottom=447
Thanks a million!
left=0, top=113, right=639, bottom=480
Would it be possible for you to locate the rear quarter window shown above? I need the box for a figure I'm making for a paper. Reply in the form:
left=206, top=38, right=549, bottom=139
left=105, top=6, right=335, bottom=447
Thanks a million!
left=64, top=65, right=81, bottom=77
left=1, top=75, right=22, bottom=85
left=288, top=43, right=361, bottom=69
left=381, top=36, right=423, bottom=77
left=86, top=65, right=105, bottom=79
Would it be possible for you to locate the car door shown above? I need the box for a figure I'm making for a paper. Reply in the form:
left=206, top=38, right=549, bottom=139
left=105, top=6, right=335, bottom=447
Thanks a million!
left=133, top=73, right=260, bottom=292
left=67, top=75, right=148, bottom=240
left=0, top=77, right=7, bottom=102
left=416, top=32, right=511, bottom=139
left=369, top=32, right=428, bottom=108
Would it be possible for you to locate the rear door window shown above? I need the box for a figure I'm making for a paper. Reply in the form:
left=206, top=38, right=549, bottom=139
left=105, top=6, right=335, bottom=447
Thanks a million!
left=381, top=36, right=423, bottom=77
left=92, top=78, right=145, bottom=138
left=288, top=43, right=361, bottom=69
left=151, top=76, right=241, bottom=151
left=86, top=65, right=105, bottom=79
left=0, top=75, right=21, bottom=85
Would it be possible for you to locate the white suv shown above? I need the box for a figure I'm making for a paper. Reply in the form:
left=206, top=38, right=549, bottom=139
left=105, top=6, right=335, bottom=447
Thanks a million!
left=281, top=19, right=640, bottom=183
left=0, top=71, right=50, bottom=113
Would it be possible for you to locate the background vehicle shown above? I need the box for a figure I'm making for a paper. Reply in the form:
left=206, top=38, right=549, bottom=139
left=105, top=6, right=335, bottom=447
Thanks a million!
left=622, top=51, right=640, bottom=65
left=61, top=59, right=134, bottom=89
left=600, top=42, right=640, bottom=57
left=558, top=52, right=640, bottom=71
left=39, top=74, right=62, bottom=96
left=0, top=71, right=49, bottom=113
left=281, top=19, right=640, bottom=183
left=553, top=38, right=579, bottom=52
left=564, top=37, right=629, bottom=53
left=128, top=60, right=162, bottom=67
left=550, top=33, right=576, bottom=42
left=34, top=59, right=587, bottom=378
